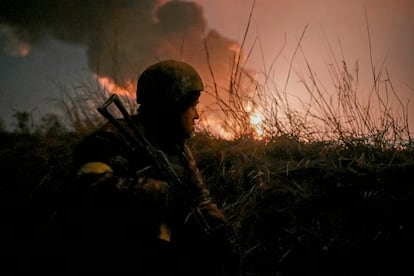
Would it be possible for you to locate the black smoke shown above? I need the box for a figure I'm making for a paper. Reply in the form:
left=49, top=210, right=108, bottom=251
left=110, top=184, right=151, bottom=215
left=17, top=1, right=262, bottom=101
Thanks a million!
left=0, top=0, right=245, bottom=94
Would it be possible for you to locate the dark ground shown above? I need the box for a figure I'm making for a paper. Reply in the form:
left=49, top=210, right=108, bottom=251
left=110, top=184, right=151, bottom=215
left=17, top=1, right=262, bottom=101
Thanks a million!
left=1, top=131, right=414, bottom=275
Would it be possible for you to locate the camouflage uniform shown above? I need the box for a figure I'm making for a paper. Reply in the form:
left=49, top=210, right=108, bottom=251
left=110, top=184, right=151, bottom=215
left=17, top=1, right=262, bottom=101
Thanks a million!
left=55, top=60, right=241, bottom=275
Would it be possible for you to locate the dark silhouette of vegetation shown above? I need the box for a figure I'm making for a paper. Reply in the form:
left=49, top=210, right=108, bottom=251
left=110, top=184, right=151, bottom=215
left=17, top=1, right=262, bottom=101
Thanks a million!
left=1, top=8, right=413, bottom=272
left=1, top=109, right=413, bottom=275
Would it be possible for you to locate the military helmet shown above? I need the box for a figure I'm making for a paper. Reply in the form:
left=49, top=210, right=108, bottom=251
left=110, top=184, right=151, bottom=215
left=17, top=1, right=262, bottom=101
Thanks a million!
left=136, top=59, right=203, bottom=114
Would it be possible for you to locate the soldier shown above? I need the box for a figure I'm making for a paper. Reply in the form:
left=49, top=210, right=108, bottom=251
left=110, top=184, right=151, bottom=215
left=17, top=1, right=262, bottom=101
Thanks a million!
left=58, top=60, right=241, bottom=275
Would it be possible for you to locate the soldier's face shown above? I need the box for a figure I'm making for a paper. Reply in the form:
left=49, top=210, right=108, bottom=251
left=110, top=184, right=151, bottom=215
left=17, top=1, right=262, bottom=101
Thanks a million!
left=180, top=100, right=200, bottom=138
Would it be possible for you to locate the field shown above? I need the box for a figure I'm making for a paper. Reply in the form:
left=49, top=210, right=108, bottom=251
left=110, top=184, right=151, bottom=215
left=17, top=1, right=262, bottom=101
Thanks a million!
left=1, top=28, right=413, bottom=274
left=1, top=113, right=413, bottom=274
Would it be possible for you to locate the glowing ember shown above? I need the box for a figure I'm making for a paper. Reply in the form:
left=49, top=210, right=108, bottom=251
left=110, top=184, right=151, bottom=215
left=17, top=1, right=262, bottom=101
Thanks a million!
left=17, top=43, right=30, bottom=57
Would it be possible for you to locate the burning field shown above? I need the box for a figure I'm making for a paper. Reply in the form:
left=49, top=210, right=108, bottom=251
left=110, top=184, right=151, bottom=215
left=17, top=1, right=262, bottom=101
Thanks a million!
left=0, top=122, right=413, bottom=274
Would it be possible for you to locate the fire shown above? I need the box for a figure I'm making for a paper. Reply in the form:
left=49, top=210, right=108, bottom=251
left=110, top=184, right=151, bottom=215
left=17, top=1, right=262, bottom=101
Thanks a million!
left=96, top=75, right=265, bottom=141
left=197, top=104, right=265, bottom=141
left=196, top=114, right=235, bottom=140
left=245, top=101, right=264, bottom=139
left=96, top=75, right=135, bottom=98
left=249, top=110, right=264, bottom=138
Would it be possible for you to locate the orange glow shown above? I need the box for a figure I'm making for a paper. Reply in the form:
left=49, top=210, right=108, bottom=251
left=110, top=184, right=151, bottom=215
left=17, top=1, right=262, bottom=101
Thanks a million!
left=249, top=110, right=264, bottom=139
left=197, top=115, right=236, bottom=140
left=17, top=43, right=30, bottom=57
left=197, top=108, right=265, bottom=141
left=96, top=76, right=134, bottom=98
left=245, top=101, right=264, bottom=139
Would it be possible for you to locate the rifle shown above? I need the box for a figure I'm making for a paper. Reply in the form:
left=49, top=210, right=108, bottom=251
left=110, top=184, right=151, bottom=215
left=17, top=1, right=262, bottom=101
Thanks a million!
left=98, top=93, right=182, bottom=186
left=97, top=93, right=211, bottom=235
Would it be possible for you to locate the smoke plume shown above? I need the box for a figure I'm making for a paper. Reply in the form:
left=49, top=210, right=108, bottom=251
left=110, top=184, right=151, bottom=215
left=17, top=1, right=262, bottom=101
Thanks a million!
left=0, top=0, right=250, bottom=96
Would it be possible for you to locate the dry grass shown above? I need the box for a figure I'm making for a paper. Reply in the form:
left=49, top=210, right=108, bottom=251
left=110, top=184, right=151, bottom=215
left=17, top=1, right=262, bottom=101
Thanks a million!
left=2, top=4, right=412, bottom=274
left=196, top=20, right=412, bottom=149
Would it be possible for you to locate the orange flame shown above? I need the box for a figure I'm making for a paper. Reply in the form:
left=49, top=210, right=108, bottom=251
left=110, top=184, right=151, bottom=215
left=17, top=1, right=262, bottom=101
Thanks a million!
left=96, top=75, right=264, bottom=141
left=96, top=75, right=135, bottom=98
left=245, top=101, right=264, bottom=139
left=249, top=110, right=264, bottom=139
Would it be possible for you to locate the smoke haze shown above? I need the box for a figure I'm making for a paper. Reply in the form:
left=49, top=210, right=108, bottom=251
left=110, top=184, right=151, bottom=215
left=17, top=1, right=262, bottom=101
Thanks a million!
left=0, top=0, right=241, bottom=88
left=0, top=0, right=413, bottom=136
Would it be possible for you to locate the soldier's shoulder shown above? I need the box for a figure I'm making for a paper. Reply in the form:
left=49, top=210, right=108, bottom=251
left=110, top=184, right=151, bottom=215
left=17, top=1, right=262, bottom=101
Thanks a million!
left=74, top=121, right=128, bottom=156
